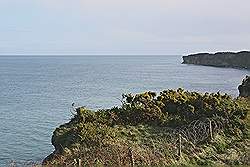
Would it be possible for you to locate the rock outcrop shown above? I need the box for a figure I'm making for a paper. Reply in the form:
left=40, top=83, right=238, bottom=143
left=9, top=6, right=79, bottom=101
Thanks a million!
left=238, top=76, right=250, bottom=97
left=182, top=51, right=250, bottom=69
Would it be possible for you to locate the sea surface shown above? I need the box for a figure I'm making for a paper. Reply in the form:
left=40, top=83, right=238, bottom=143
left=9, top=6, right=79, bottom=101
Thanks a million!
left=0, top=55, right=249, bottom=166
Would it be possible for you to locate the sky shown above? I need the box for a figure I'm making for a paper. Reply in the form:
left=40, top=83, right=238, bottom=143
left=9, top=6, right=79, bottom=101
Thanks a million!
left=0, top=0, right=250, bottom=55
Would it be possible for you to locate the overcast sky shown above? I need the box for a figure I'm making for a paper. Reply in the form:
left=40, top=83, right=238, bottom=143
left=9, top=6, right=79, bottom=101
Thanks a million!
left=0, top=0, right=250, bottom=55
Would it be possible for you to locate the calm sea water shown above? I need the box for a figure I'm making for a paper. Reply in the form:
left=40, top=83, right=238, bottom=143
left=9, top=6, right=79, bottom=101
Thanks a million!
left=0, top=55, right=249, bottom=166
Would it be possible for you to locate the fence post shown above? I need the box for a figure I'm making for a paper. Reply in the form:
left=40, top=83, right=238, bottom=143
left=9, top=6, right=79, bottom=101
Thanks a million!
left=78, top=158, right=82, bottom=167
left=178, top=134, right=182, bottom=158
left=129, top=147, right=135, bottom=167
left=209, top=120, right=213, bottom=140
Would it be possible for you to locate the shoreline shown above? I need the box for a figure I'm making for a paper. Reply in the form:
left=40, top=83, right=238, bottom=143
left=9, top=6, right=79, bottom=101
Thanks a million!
left=182, top=51, right=250, bottom=70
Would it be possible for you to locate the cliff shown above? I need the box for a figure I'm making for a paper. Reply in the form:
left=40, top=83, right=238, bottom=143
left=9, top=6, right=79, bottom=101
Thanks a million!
left=43, top=89, right=250, bottom=166
left=239, top=76, right=250, bottom=97
left=182, top=51, right=250, bottom=69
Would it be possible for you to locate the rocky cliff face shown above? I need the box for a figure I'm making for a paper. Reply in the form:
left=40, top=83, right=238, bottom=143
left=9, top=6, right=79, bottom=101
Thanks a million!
left=238, top=76, right=250, bottom=97
left=182, top=51, right=250, bottom=69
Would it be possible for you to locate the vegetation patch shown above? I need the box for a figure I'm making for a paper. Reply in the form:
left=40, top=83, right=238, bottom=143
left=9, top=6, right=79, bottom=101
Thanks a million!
left=43, top=89, right=250, bottom=166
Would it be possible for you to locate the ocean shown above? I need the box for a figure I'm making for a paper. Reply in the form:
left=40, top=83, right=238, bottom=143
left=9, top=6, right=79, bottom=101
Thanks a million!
left=0, top=55, right=248, bottom=166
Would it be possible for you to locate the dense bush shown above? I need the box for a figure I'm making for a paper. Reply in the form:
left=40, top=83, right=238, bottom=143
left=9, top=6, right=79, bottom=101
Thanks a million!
left=45, top=89, right=249, bottom=166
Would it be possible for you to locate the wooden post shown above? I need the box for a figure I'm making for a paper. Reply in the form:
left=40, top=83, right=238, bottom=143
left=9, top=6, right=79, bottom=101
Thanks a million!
left=74, top=159, right=77, bottom=167
left=178, top=134, right=182, bottom=158
left=78, top=159, right=82, bottom=167
left=129, top=147, right=135, bottom=167
left=209, top=120, right=213, bottom=140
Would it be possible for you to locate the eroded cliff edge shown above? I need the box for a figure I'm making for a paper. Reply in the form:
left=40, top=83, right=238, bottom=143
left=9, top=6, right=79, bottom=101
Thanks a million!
left=182, top=51, right=250, bottom=69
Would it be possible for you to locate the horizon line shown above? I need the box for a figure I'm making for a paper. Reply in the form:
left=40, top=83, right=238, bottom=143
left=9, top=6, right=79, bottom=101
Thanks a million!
left=0, top=54, right=184, bottom=57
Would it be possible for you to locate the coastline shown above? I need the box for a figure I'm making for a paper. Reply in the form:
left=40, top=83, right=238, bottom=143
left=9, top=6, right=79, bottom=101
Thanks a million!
left=182, top=51, right=250, bottom=70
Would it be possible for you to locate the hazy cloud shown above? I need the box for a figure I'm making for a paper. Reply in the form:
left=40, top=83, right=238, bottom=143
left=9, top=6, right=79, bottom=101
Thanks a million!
left=0, top=0, right=249, bottom=55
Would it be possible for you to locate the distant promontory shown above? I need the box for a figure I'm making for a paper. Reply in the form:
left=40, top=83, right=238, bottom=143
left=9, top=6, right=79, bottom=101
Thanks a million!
left=182, top=51, right=250, bottom=69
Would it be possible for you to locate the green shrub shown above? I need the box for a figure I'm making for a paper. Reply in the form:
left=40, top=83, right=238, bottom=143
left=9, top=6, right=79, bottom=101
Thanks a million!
left=46, top=89, right=249, bottom=166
